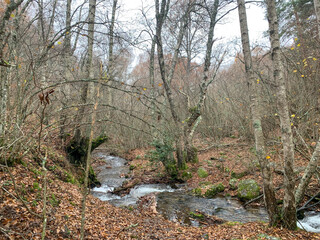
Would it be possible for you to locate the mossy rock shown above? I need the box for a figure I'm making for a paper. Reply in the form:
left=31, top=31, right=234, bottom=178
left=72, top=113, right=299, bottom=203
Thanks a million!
left=237, top=179, right=260, bottom=201
left=229, top=178, right=238, bottom=190
left=231, top=170, right=248, bottom=179
left=197, top=167, right=208, bottom=178
left=66, top=135, right=108, bottom=166
left=204, top=183, right=225, bottom=198
left=189, top=211, right=204, bottom=220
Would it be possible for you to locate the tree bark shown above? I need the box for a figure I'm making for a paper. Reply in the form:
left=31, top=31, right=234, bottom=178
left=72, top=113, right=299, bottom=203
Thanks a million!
left=266, top=0, right=297, bottom=230
left=237, top=0, right=279, bottom=226
left=80, top=66, right=101, bottom=240
left=183, top=0, right=220, bottom=162
left=105, top=0, right=117, bottom=123
left=155, top=0, right=194, bottom=168
left=315, top=0, right=320, bottom=39
left=74, top=0, right=97, bottom=141
left=295, top=139, right=320, bottom=205
left=149, top=36, right=157, bottom=139
left=59, top=0, right=73, bottom=139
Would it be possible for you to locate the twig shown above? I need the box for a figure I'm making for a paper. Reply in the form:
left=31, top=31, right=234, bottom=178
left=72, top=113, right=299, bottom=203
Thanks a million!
left=1, top=186, right=18, bottom=201
left=116, top=223, right=139, bottom=237
left=41, top=150, right=48, bottom=240
left=297, top=191, right=320, bottom=212
left=0, top=226, right=26, bottom=240
left=243, top=194, right=263, bottom=207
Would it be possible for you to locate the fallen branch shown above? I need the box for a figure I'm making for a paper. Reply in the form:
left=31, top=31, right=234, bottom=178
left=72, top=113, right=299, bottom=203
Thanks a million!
left=112, top=179, right=141, bottom=195
left=297, top=191, right=320, bottom=212
left=116, top=223, right=139, bottom=237
left=243, top=194, right=263, bottom=207
left=0, top=226, right=26, bottom=240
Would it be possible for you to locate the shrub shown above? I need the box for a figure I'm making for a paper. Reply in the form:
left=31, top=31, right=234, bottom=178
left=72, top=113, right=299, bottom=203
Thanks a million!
left=147, top=138, right=177, bottom=180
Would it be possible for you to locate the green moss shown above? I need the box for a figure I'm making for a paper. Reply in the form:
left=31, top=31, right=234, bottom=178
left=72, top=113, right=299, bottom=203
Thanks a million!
left=88, top=166, right=100, bottom=187
left=197, top=167, right=208, bottom=178
left=204, top=183, right=225, bottom=198
left=30, top=168, right=42, bottom=177
left=229, top=178, right=238, bottom=190
left=33, top=182, right=41, bottom=191
left=129, top=165, right=136, bottom=170
left=64, top=171, right=76, bottom=184
left=237, top=179, right=260, bottom=201
left=231, top=171, right=248, bottom=179
left=184, top=146, right=199, bottom=163
left=224, top=221, right=241, bottom=226
left=181, top=171, right=193, bottom=180
left=188, top=106, right=199, bottom=114
left=49, top=193, right=60, bottom=207
left=191, top=187, right=202, bottom=196
left=189, top=211, right=204, bottom=220
left=66, top=135, right=108, bottom=166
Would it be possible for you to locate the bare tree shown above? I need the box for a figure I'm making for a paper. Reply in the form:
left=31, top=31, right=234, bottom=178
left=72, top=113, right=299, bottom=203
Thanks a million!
left=155, top=0, right=195, bottom=168
left=237, top=0, right=278, bottom=226
left=266, top=0, right=297, bottom=230
left=74, top=0, right=97, bottom=142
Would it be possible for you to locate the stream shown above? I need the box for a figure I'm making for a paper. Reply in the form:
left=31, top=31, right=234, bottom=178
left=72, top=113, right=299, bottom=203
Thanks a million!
left=91, top=152, right=320, bottom=232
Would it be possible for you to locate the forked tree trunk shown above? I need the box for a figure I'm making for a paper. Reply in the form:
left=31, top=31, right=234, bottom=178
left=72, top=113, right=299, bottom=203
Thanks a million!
left=266, top=0, right=297, bottom=230
left=237, top=0, right=279, bottom=226
left=183, top=0, right=219, bottom=162
left=155, top=0, right=194, bottom=168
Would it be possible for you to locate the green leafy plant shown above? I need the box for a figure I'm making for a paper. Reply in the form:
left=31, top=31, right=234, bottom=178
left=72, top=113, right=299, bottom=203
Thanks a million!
left=197, top=167, right=208, bottom=178
left=146, top=138, right=177, bottom=179
left=49, top=193, right=60, bottom=207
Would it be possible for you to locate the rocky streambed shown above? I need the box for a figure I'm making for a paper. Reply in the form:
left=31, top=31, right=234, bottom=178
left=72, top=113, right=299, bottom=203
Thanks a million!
left=91, top=151, right=320, bottom=231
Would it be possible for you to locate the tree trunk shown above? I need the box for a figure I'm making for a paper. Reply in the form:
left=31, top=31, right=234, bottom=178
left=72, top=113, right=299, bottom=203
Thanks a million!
left=315, top=0, right=320, bottom=39
left=295, top=139, right=320, bottom=205
left=74, top=0, right=97, bottom=141
left=105, top=0, right=117, bottom=124
left=237, top=0, right=279, bottom=226
left=266, top=0, right=297, bottom=230
left=59, top=0, right=72, bottom=139
left=80, top=67, right=101, bottom=240
left=149, top=36, right=157, bottom=139
left=183, top=0, right=219, bottom=162
left=155, top=0, right=194, bottom=168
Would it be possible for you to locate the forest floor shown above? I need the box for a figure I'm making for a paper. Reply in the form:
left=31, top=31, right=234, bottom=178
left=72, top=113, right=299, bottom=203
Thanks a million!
left=0, top=137, right=320, bottom=239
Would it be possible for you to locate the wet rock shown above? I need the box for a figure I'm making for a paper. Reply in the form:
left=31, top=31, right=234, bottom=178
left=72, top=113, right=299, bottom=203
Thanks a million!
left=237, top=179, right=260, bottom=201
left=204, top=183, right=225, bottom=198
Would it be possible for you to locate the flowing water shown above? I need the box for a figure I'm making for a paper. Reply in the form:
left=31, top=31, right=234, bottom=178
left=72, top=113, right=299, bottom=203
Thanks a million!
left=91, top=152, right=320, bottom=231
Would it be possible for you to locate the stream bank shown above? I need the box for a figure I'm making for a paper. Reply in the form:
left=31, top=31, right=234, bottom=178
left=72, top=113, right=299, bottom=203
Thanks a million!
left=91, top=151, right=320, bottom=232
left=91, top=152, right=268, bottom=225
